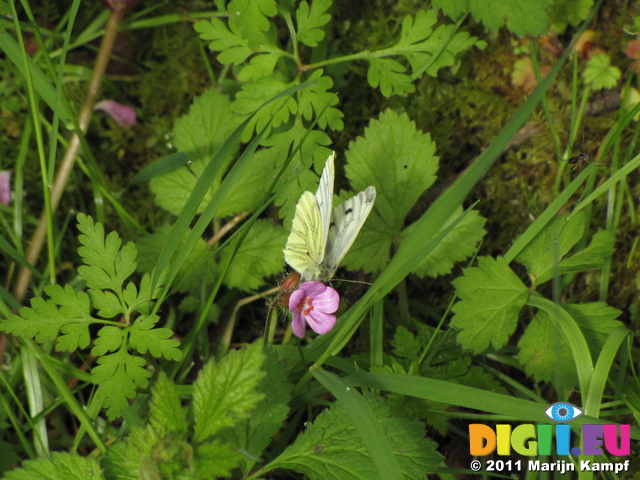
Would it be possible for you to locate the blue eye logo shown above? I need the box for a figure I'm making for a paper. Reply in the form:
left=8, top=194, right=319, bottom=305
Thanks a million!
left=544, top=402, right=584, bottom=422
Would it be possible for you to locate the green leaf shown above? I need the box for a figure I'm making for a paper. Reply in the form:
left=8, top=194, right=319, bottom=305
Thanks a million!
left=390, top=326, right=422, bottom=359
left=0, top=285, right=94, bottom=352
left=103, top=374, right=190, bottom=478
left=137, top=226, right=216, bottom=294
left=518, top=309, right=577, bottom=397
left=555, top=231, right=615, bottom=277
left=468, top=0, right=551, bottom=36
left=366, top=10, right=485, bottom=97
left=516, top=212, right=615, bottom=285
left=297, top=70, right=344, bottom=131
left=129, top=315, right=182, bottom=361
left=88, top=289, right=123, bottom=319
left=519, top=303, right=623, bottom=396
left=220, top=219, right=288, bottom=290
left=367, top=58, right=414, bottom=97
left=265, top=120, right=333, bottom=223
left=433, top=0, right=470, bottom=19
left=149, top=372, right=187, bottom=435
left=150, top=88, right=242, bottom=217
left=231, top=77, right=298, bottom=142
left=227, top=0, right=278, bottom=50
left=548, top=0, right=593, bottom=32
left=2, top=452, right=103, bottom=480
left=515, top=211, right=586, bottom=285
left=269, top=396, right=442, bottom=479
left=173, top=88, right=240, bottom=168
left=296, top=0, right=332, bottom=47
left=195, top=17, right=253, bottom=65
left=193, top=340, right=266, bottom=442
left=93, top=349, right=150, bottom=420
left=411, top=207, right=486, bottom=277
left=195, top=440, right=244, bottom=477
left=564, top=303, right=624, bottom=355
left=451, top=256, right=529, bottom=354
left=91, top=326, right=125, bottom=356
left=237, top=25, right=288, bottom=81
left=77, top=213, right=137, bottom=293
left=343, top=110, right=438, bottom=272
left=219, top=347, right=292, bottom=473
left=583, top=54, right=621, bottom=90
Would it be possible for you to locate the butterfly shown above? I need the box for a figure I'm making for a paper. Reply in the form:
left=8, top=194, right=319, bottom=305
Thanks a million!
left=284, top=152, right=376, bottom=282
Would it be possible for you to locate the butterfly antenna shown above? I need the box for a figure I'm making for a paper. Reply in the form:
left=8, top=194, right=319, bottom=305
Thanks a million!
left=330, top=278, right=373, bottom=286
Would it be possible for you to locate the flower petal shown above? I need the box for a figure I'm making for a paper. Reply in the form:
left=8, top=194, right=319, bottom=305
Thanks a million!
left=306, top=310, right=336, bottom=334
left=94, top=100, right=137, bottom=127
left=291, top=311, right=307, bottom=338
left=288, top=288, right=307, bottom=312
left=312, top=286, right=340, bottom=313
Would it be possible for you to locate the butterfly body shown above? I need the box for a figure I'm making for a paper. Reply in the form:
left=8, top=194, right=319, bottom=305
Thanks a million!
left=284, top=152, right=376, bottom=282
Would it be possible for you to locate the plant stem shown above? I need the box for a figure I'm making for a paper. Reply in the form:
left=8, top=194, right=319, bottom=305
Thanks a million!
left=13, top=7, right=124, bottom=302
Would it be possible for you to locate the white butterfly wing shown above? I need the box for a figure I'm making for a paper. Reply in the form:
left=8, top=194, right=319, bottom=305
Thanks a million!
left=315, top=152, right=335, bottom=265
left=283, top=191, right=324, bottom=280
left=320, top=186, right=377, bottom=281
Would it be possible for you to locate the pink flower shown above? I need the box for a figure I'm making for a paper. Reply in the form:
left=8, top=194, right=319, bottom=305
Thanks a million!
left=289, top=281, right=339, bottom=337
left=0, top=170, right=11, bottom=205
left=94, top=100, right=136, bottom=127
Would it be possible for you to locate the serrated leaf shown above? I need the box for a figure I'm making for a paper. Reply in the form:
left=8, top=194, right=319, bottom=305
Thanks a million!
left=0, top=285, right=94, bottom=352
left=515, top=212, right=586, bottom=285
left=516, top=213, right=614, bottom=285
left=468, top=0, right=551, bottom=36
left=150, top=88, right=242, bottom=217
left=2, top=452, right=103, bottom=480
left=231, top=77, right=298, bottom=142
left=451, top=256, right=529, bottom=354
left=297, top=70, right=344, bottom=131
left=583, top=54, right=621, bottom=90
left=195, top=17, right=253, bottom=65
left=149, top=372, right=187, bottom=435
left=391, top=326, right=422, bottom=359
left=563, top=303, right=624, bottom=352
left=367, top=10, right=484, bottom=97
left=193, top=340, right=266, bottom=442
left=270, top=396, right=442, bottom=479
left=93, top=349, right=150, bottom=420
left=220, top=219, right=288, bottom=290
left=227, top=0, right=277, bottom=50
left=129, top=315, right=182, bottom=361
left=77, top=213, right=137, bottom=292
left=263, top=120, right=333, bottom=223
left=519, top=303, right=623, bottom=396
left=219, top=347, right=292, bottom=473
left=194, top=440, right=244, bottom=477
left=553, top=230, right=615, bottom=279
left=343, top=110, right=438, bottom=272
left=433, top=0, right=470, bottom=19
left=411, top=207, right=486, bottom=277
left=548, top=0, right=593, bottom=32
left=518, top=310, right=577, bottom=397
left=137, top=225, right=216, bottom=294
left=296, top=0, right=332, bottom=47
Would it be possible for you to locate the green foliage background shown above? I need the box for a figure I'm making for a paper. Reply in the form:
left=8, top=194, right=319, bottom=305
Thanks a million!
left=1, top=0, right=640, bottom=478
